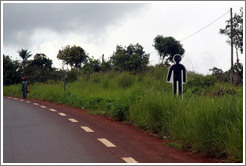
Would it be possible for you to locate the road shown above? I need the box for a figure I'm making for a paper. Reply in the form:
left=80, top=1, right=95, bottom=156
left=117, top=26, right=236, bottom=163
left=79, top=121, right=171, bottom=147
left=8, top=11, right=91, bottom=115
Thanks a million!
left=3, top=96, right=217, bottom=163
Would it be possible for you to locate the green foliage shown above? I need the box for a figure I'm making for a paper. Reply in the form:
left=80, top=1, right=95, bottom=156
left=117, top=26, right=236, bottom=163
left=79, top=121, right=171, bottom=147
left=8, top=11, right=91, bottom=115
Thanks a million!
left=220, top=7, right=243, bottom=54
left=17, top=49, right=32, bottom=69
left=57, top=45, right=88, bottom=69
left=24, top=53, right=57, bottom=83
left=3, top=68, right=243, bottom=162
left=111, top=43, right=149, bottom=72
left=3, top=55, right=22, bottom=85
left=184, top=75, right=216, bottom=95
left=153, top=36, right=185, bottom=64
left=17, top=49, right=32, bottom=60
left=83, top=57, right=101, bottom=72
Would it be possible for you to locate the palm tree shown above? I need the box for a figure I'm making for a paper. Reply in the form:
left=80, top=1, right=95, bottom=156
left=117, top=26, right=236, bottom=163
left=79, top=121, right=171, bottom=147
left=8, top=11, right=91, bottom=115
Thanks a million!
left=17, top=49, right=32, bottom=69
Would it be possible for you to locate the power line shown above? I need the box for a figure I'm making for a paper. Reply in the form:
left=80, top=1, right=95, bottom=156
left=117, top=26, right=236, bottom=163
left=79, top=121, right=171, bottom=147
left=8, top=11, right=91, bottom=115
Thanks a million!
left=146, top=10, right=230, bottom=72
left=180, top=10, right=230, bottom=42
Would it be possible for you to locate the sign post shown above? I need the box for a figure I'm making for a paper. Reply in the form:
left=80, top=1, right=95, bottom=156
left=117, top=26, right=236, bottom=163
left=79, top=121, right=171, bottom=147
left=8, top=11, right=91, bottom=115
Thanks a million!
left=166, top=54, right=187, bottom=98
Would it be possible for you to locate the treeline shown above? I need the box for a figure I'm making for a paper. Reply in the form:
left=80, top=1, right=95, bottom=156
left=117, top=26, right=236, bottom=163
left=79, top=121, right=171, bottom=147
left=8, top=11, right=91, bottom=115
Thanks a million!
left=3, top=35, right=187, bottom=85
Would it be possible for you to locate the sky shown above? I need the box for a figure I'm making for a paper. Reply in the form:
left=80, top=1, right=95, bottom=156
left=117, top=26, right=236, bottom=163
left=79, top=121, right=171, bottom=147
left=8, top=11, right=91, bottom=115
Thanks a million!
left=2, top=1, right=245, bottom=75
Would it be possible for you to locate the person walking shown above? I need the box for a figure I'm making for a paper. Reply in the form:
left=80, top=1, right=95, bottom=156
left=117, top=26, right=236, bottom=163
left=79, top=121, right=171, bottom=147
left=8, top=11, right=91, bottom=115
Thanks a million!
left=21, top=77, right=28, bottom=99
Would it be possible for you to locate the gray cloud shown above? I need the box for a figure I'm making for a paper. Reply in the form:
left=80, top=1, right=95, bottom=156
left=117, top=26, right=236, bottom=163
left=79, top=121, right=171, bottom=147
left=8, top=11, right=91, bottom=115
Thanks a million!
left=3, top=3, right=146, bottom=46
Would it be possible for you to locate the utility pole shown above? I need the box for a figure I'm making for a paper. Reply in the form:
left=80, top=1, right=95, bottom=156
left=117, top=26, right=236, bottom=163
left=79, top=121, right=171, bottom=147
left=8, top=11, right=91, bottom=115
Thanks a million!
left=64, top=70, right=67, bottom=92
left=230, top=8, right=234, bottom=84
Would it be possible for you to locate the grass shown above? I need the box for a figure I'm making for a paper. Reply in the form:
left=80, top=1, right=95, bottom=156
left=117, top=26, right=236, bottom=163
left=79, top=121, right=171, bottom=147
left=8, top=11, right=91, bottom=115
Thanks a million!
left=3, top=67, right=243, bottom=162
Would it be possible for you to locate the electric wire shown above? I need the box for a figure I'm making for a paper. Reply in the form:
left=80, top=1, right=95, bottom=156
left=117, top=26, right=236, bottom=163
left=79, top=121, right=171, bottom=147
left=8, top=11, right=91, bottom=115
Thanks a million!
left=180, top=10, right=230, bottom=42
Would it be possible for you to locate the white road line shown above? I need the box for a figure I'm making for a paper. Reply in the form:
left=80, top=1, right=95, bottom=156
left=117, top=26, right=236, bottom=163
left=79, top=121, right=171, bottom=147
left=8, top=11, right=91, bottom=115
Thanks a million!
left=8, top=97, right=12, bottom=99
left=49, top=109, right=57, bottom=112
left=13, top=98, right=18, bottom=100
left=58, top=113, right=67, bottom=116
left=33, top=103, right=39, bottom=105
left=19, top=99, right=24, bottom=102
left=40, top=105, right=47, bottom=108
left=80, top=126, right=94, bottom=132
left=68, top=118, right=79, bottom=123
left=26, top=101, right=31, bottom=103
left=122, top=157, right=138, bottom=163
left=97, top=138, right=116, bottom=148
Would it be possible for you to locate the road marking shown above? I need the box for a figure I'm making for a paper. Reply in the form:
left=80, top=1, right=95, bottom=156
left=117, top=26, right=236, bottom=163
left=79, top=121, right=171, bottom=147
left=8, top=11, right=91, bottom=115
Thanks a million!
left=26, top=101, right=31, bottom=103
left=8, top=97, right=12, bottom=99
left=122, top=157, right=138, bottom=163
left=58, top=113, right=67, bottom=116
left=13, top=98, right=18, bottom=100
left=97, top=138, right=116, bottom=148
left=19, top=99, right=24, bottom=102
left=40, top=105, right=47, bottom=108
left=33, top=103, right=39, bottom=105
left=49, top=109, right=57, bottom=112
left=68, top=118, right=79, bottom=123
left=80, top=126, right=94, bottom=132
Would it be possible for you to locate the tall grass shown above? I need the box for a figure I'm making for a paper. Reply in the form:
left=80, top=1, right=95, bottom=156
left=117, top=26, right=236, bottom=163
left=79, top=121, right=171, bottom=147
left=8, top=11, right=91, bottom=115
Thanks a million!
left=3, top=67, right=243, bottom=162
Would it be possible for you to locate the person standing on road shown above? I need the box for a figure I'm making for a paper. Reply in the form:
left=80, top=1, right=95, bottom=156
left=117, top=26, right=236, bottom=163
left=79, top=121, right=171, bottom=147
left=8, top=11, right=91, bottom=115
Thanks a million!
left=21, top=77, right=28, bottom=99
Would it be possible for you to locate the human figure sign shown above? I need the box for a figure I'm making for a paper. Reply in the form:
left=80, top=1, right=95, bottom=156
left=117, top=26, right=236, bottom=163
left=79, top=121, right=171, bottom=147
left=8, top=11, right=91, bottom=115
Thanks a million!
left=167, top=54, right=187, bottom=96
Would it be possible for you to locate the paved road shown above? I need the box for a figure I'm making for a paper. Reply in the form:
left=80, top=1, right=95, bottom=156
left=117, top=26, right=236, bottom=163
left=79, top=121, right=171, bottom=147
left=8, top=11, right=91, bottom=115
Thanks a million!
left=3, top=96, right=217, bottom=163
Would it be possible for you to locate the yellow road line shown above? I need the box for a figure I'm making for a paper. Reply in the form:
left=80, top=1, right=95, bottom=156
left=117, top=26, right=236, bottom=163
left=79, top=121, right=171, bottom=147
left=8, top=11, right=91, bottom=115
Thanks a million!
left=97, top=138, right=116, bottom=147
left=80, top=126, right=94, bottom=132
left=49, top=109, right=57, bottom=112
left=122, top=157, right=138, bottom=163
left=68, top=118, right=79, bottom=123
left=58, top=113, right=67, bottom=116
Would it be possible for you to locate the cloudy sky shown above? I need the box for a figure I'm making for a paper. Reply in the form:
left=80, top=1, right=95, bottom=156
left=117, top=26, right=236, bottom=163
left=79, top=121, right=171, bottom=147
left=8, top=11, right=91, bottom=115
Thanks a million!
left=2, top=1, right=244, bottom=75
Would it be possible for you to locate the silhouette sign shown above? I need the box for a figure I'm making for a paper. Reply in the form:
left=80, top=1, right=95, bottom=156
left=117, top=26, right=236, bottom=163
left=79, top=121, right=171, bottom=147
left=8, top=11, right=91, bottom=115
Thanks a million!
left=167, top=54, right=187, bottom=96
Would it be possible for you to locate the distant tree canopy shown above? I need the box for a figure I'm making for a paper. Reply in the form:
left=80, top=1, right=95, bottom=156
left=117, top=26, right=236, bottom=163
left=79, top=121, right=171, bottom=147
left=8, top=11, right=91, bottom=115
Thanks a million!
left=220, top=7, right=243, bottom=55
left=25, top=53, right=62, bottom=83
left=153, top=36, right=185, bottom=64
left=3, top=54, right=22, bottom=85
left=220, top=7, right=243, bottom=85
left=17, top=49, right=32, bottom=69
left=110, top=43, right=149, bottom=72
left=57, top=45, right=88, bottom=69
left=83, top=57, right=101, bottom=72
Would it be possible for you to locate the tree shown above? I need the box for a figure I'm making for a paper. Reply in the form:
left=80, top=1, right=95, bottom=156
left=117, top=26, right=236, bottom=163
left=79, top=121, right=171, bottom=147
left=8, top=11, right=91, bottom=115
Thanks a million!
left=17, top=49, right=32, bottom=69
left=57, top=45, right=88, bottom=69
left=153, top=36, right=185, bottom=64
left=3, top=54, right=22, bottom=85
left=83, top=57, right=101, bottom=72
left=25, top=53, right=54, bottom=83
left=110, top=43, right=149, bottom=72
left=220, top=7, right=243, bottom=84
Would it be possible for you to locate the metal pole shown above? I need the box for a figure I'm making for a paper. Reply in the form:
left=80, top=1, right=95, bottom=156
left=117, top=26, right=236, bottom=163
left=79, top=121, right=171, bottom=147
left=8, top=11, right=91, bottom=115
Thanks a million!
left=64, top=70, right=67, bottom=92
left=230, top=8, right=234, bottom=84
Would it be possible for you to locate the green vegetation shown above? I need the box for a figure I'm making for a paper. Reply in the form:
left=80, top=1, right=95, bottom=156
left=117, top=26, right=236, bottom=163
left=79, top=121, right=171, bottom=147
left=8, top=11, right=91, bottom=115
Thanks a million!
left=3, top=67, right=243, bottom=162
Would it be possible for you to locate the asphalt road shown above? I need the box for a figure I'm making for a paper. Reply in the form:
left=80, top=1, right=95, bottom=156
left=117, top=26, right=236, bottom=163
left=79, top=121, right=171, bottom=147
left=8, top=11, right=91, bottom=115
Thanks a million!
left=3, top=96, right=217, bottom=163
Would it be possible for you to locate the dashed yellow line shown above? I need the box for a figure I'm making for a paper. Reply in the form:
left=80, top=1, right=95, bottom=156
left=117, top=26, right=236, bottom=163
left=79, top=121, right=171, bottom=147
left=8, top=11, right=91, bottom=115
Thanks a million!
left=80, top=126, right=94, bottom=132
left=49, top=109, right=57, bottom=112
left=98, top=138, right=116, bottom=148
left=122, top=157, right=138, bottom=163
left=58, top=113, right=67, bottom=116
left=68, top=118, right=79, bottom=123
